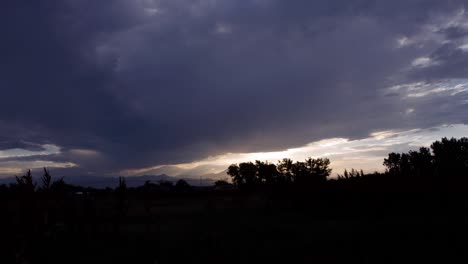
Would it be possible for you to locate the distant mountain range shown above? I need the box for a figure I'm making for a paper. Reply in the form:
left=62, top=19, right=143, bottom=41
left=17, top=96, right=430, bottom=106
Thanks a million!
left=0, top=174, right=223, bottom=188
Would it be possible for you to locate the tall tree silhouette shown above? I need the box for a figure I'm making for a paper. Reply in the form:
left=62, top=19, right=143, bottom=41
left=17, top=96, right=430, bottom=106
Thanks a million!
left=227, top=162, right=258, bottom=187
left=50, top=176, right=66, bottom=193
left=239, top=162, right=258, bottom=186
left=277, top=158, right=294, bottom=183
left=175, top=179, right=191, bottom=191
left=291, top=161, right=308, bottom=183
left=41, top=168, right=52, bottom=191
left=115, top=177, right=127, bottom=233
left=431, top=137, right=468, bottom=179
left=382, top=137, right=468, bottom=189
left=304, top=158, right=332, bottom=183
left=383, top=153, right=401, bottom=176
left=408, top=147, right=433, bottom=178
left=228, top=157, right=331, bottom=187
left=227, top=164, right=242, bottom=186
left=15, top=169, right=35, bottom=193
left=255, top=161, right=277, bottom=184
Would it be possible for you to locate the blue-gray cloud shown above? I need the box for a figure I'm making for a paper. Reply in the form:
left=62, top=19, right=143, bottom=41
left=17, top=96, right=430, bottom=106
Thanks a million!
left=0, top=0, right=467, bottom=176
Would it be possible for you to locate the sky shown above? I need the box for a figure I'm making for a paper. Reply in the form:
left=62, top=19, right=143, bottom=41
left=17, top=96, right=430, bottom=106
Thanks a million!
left=1, top=1, right=468, bottom=180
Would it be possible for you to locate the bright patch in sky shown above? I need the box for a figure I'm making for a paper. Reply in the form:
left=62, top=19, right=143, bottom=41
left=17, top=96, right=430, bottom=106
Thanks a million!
left=411, top=57, right=435, bottom=68
left=124, top=124, right=468, bottom=179
left=386, top=79, right=468, bottom=98
left=0, top=161, right=76, bottom=176
left=0, top=144, right=60, bottom=159
left=396, top=36, right=412, bottom=48
left=459, top=43, right=468, bottom=52
left=215, top=23, right=232, bottom=34
left=0, top=144, right=77, bottom=176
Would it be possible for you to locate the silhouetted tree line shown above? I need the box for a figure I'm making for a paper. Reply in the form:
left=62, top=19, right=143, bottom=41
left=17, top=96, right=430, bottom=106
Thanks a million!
left=9, top=168, right=68, bottom=195
left=0, top=171, right=197, bottom=197
left=225, top=137, right=468, bottom=191
left=0, top=137, right=467, bottom=195
left=227, top=158, right=332, bottom=188
left=382, top=137, right=468, bottom=182
left=337, top=168, right=365, bottom=179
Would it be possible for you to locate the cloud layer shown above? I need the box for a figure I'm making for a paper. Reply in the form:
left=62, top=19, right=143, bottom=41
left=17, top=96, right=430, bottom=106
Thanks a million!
left=1, top=1, right=467, bottom=176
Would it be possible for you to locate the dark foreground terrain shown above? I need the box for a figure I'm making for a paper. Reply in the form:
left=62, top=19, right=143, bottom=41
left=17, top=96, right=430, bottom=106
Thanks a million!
left=0, top=186, right=466, bottom=264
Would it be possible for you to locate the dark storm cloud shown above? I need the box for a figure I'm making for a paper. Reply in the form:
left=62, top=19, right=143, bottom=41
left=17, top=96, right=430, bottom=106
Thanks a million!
left=1, top=0, right=467, bottom=175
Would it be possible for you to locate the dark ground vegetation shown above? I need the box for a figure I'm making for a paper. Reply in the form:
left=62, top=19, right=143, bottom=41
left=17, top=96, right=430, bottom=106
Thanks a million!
left=0, top=137, right=467, bottom=263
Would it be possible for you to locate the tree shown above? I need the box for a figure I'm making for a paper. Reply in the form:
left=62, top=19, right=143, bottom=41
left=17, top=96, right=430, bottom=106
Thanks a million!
left=431, top=137, right=468, bottom=178
left=383, top=153, right=401, bottom=175
left=175, top=179, right=191, bottom=190
left=115, top=177, right=128, bottom=232
left=304, top=158, right=332, bottom=183
left=117, top=177, right=127, bottom=193
left=50, top=177, right=67, bottom=193
left=277, top=158, right=294, bottom=183
left=214, top=180, right=230, bottom=186
left=141, top=180, right=158, bottom=192
left=239, top=162, right=258, bottom=186
left=408, top=147, right=433, bottom=178
left=227, top=164, right=242, bottom=186
left=15, top=169, right=35, bottom=193
left=227, top=157, right=332, bottom=187
left=399, top=153, right=411, bottom=177
left=255, top=160, right=277, bottom=184
left=41, top=168, right=52, bottom=191
left=382, top=138, right=468, bottom=183
left=344, top=169, right=349, bottom=179
left=158, top=180, right=174, bottom=188
left=291, top=161, right=308, bottom=183
left=341, top=168, right=363, bottom=179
